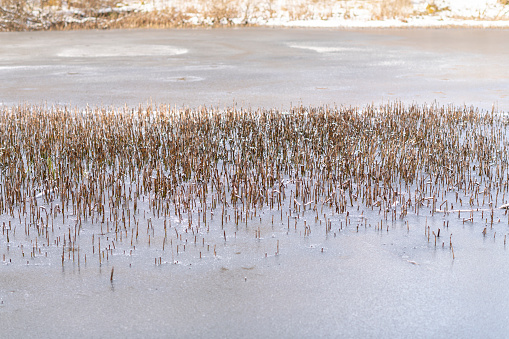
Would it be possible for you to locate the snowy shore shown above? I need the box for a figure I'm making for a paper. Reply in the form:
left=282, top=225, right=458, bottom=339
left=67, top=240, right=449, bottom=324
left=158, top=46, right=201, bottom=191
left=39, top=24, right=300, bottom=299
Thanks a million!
left=1, top=0, right=509, bottom=30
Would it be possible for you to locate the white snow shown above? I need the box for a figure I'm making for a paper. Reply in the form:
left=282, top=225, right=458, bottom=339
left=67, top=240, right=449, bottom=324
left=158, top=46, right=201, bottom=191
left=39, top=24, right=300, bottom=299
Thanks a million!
left=287, top=45, right=364, bottom=53
left=57, top=45, right=188, bottom=58
left=119, top=0, right=509, bottom=28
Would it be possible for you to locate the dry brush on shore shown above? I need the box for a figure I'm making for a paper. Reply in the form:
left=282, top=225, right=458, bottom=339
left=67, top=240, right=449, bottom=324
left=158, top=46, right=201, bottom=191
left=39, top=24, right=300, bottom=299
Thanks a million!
left=0, top=0, right=192, bottom=30
left=2, top=0, right=509, bottom=31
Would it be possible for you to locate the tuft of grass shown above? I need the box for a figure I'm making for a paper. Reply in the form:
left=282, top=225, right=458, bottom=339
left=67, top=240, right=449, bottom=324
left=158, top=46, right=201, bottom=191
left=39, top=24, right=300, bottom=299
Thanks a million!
left=208, top=0, right=241, bottom=25
left=373, top=0, right=413, bottom=20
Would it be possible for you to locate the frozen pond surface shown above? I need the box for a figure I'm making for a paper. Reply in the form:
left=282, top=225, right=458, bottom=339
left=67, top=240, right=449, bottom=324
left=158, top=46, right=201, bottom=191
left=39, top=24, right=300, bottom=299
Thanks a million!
left=0, top=28, right=508, bottom=110
left=2, top=211, right=509, bottom=338
left=1, top=28, right=509, bottom=338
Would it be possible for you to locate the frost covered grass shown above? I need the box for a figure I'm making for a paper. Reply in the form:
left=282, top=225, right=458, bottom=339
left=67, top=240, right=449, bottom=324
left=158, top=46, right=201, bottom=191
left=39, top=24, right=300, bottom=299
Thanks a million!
left=1, top=0, right=509, bottom=31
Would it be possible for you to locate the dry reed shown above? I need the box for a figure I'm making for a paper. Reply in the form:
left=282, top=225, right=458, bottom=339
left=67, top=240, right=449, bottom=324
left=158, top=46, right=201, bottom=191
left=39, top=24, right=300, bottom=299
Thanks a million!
left=0, top=102, right=507, bottom=266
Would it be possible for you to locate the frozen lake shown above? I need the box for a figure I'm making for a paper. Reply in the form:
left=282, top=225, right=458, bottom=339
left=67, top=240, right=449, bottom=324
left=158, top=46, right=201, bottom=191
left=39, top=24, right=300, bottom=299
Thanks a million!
left=0, top=28, right=508, bottom=110
left=1, top=28, right=509, bottom=338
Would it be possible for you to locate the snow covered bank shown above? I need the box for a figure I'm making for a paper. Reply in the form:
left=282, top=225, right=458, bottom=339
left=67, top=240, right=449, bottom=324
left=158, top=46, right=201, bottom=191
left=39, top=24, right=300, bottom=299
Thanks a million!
left=125, top=0, right=509, bottom=28
left=1, top=0, right=509, bottom=30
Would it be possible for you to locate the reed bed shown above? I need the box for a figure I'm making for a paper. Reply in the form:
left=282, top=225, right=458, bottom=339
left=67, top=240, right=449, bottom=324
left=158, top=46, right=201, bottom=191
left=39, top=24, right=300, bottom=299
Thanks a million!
left=1, top=103, right=508, bottom=269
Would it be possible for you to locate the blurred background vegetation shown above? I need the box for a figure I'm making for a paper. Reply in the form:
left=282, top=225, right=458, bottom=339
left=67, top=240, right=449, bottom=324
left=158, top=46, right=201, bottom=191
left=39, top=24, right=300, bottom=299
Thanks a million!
left=0, top=0, right=190, bottom=30
left=1, top=0, right=508, bottom=31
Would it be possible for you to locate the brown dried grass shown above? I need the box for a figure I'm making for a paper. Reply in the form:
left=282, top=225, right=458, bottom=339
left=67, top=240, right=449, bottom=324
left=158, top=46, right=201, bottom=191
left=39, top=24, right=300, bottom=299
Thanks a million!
left=0, top=0, right=251, bottom=30
left=373, top=0, right=413, bottom=20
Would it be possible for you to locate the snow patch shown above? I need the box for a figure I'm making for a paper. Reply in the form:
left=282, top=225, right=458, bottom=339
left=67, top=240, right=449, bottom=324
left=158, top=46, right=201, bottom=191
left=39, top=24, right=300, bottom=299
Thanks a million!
left=287, top=44, right=363, bottom=54
left=57, top=45, right=188, bottom=58
left=122, top=0, right=509, bottom=28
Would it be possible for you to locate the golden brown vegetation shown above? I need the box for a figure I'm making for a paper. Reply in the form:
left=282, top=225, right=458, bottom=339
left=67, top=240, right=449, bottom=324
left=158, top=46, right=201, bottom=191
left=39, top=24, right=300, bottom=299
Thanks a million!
left=0, top=0, right=255, bottom=30
left=373, top=0, right=413, bottom=20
